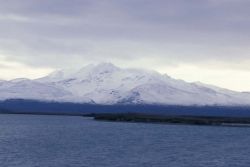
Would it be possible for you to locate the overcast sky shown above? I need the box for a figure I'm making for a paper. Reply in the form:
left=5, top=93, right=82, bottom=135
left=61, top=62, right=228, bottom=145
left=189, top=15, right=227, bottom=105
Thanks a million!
left=0, top=0, right=250, bottom=91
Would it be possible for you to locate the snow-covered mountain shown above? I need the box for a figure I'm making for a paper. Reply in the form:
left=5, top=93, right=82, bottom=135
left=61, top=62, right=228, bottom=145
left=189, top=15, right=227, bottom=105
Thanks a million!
left=0, top=63, right=250, bottom=106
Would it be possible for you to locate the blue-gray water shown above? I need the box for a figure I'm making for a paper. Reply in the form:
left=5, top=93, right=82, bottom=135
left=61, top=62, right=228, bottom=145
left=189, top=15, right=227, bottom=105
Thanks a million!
left=0, top=114, right=250, bottom=167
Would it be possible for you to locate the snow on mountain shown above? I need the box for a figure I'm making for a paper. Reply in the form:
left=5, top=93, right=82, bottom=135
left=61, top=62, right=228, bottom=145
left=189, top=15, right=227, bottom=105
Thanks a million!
left=0, top=63, right=250, bottom=106
left=0, top=79, right=92, bottom=103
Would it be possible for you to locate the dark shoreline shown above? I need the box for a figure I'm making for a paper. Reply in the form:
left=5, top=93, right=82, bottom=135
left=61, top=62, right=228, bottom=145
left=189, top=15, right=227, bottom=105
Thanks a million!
left=1, top=99, right=250, bottom=127
left=93, top=113, right=250, bottom=127
left=1, top=111, right=250, bottom=127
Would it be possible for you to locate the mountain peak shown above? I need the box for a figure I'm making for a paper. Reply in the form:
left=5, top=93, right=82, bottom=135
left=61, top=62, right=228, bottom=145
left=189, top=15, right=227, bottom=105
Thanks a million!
left=92, top=62, right=120, bottom=72
left=21, top=63, right=250, bottom=106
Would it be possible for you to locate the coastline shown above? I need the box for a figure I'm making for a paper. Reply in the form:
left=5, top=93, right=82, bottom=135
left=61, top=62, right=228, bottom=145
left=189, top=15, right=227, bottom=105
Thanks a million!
left=93, top=113, right=250, bottom=127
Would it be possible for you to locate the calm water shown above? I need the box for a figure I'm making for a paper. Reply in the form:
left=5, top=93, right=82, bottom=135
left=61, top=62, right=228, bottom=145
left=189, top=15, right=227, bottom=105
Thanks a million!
left=0, top=114, right=250, bottom=167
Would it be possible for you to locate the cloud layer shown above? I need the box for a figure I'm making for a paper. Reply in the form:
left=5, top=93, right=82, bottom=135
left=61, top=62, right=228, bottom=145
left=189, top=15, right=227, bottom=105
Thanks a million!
left=0, top=0, right=250, bottom=91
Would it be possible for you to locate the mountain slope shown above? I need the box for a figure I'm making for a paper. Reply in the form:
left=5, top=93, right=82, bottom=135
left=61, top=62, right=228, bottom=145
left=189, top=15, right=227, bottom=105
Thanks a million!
left=0, top=63, right=249, bottom=106
left=0, top=79, right=92, bottom=103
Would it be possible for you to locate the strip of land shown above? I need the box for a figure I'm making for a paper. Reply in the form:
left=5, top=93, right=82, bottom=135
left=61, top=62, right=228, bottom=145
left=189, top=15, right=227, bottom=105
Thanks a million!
left=93, top=113, right=250, bottom=126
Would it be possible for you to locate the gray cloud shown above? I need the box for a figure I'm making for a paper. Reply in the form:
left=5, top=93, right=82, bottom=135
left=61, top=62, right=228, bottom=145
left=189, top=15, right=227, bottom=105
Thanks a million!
left=0, top=0, right=250, bottom=70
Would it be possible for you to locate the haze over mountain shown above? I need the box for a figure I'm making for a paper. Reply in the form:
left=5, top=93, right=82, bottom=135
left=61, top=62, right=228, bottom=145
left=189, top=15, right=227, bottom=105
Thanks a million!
left=0, top=63, right=249, bottom=106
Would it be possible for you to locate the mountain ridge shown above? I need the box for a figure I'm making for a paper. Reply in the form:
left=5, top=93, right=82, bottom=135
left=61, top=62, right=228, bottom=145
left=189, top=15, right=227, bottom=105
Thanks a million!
left=0, top=63, right=249, bottom=106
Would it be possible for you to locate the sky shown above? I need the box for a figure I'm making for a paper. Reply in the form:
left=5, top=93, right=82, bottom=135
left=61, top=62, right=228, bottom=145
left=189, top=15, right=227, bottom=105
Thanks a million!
left=0, top=0, right=250, bottom=91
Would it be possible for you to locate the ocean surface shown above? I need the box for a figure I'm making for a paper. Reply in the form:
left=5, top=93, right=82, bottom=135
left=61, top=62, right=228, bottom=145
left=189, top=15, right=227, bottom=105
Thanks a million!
left=0, top=114, right=250, bottom=167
